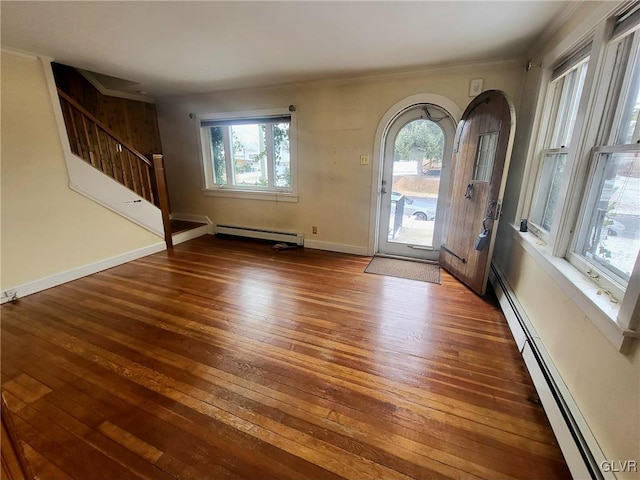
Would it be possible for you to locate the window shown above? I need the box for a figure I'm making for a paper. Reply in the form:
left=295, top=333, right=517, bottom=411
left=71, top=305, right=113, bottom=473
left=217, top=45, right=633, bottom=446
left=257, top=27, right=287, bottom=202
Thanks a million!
left=474, top=132, right=498, bottom=182
left=199, top=108, right=297, bottom=199
left=521, top=4, right=640, bottom=340
left=573, top=149, right=639, bottom=286
left=568, top=24, right=640, bottom=297
left=529, top=53, right=589, bottom=236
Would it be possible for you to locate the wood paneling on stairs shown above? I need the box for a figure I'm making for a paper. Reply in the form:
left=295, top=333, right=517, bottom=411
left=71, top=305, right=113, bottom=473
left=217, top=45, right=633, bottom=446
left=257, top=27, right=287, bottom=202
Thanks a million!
left=1, top=236, right=571, bottom=480
left=52, top=63, right=162, bottom=158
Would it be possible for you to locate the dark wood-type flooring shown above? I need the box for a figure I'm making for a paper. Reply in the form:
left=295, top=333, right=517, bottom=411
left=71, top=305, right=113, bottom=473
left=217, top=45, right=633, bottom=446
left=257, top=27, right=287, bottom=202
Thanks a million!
left=170, top=219, right=206, bottom=235
left=1, top=236, right=571, bottom=480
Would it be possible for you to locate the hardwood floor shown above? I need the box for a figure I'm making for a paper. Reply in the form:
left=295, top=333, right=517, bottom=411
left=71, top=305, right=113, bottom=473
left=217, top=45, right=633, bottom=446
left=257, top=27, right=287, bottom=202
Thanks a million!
left=170, top=219, right=206, bottom=234
left=1, top=236, right=571, bottom=480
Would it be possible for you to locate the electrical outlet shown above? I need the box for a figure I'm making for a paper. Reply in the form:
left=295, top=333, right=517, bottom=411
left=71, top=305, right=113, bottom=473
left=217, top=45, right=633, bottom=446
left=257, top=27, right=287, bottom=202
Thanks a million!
left=312, top=226, right=318, bottom=235
left=360, top=155, right=370, bottom=165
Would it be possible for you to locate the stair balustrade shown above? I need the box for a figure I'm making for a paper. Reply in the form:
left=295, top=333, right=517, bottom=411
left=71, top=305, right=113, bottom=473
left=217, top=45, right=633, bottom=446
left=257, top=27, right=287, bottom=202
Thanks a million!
left=57, top=89, right=173, bottom=248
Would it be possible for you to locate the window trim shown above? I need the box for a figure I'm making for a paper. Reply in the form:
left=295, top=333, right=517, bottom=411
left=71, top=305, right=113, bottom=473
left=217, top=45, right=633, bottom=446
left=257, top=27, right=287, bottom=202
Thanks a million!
left=196, top=107, right=298, bottom=202
left=517, top=7, right=640, bottom=350
left=562, top=23, right=640, bottom=300
left=510, top=225, right=638, bottom=351
left=552, top=20, right=612, bottom=260
left=526, top=52, right=592, bottom=247
left=567, top=144, right=639, bottom=301
left=528, top=148, right=569, bottom=241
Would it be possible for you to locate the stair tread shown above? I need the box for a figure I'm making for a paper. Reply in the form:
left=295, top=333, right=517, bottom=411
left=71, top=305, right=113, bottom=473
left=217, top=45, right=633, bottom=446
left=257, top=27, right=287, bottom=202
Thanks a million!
left=170, top=219, right=206, bottom=235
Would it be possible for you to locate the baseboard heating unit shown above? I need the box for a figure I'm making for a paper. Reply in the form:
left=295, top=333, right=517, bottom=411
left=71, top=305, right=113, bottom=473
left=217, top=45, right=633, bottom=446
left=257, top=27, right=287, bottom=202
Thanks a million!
left=489, top=263, right=613, bottom=480
left=215, top=224, right=304, bottom=246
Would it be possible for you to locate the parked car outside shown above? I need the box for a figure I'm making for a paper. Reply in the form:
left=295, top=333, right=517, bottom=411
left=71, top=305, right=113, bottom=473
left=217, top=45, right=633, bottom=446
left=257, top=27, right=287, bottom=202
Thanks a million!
left=391, top=191, right=435, bottom=221
left=607, top=220, right=625, bottom=236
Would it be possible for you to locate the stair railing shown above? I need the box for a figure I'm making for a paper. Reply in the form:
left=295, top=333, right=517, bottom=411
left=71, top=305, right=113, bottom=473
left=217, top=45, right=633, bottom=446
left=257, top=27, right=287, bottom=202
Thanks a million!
left=57, top=89, right=173, bottom=248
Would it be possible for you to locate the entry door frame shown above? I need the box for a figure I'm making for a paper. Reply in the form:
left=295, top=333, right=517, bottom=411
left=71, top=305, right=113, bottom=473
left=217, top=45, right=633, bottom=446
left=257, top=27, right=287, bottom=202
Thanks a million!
left=369, top=94, right=462, bottom=256
left=377, top=105, right=456, bottom=260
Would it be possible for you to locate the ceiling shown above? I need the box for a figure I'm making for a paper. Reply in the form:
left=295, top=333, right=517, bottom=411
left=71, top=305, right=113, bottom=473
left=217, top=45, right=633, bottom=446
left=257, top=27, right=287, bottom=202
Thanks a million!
left=1, top=1, right=573, bottom=97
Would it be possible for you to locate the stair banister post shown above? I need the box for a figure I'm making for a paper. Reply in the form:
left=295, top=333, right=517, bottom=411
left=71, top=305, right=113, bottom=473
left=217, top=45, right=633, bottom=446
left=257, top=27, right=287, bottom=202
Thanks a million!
left=152, top=154, right=173, bottom=249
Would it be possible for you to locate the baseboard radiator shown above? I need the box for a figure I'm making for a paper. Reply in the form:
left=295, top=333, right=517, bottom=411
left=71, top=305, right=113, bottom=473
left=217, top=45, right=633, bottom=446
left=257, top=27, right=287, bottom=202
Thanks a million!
left=489, top=263, right=613, bottom=480
left=215, top=224, right=304, bottom=246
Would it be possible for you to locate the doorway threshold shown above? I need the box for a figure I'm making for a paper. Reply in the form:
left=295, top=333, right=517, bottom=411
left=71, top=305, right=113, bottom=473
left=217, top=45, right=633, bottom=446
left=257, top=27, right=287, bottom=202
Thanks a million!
left=375, top=253, right=439, bottom=265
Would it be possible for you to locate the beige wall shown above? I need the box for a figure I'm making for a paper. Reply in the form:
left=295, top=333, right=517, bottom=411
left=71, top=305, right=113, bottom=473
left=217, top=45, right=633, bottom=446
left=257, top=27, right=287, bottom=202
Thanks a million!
left=1, top=51, right=161, bottom=289
left=495, top=229, right=640, bottom=473
left=157, top=60, right=524, bottom=250
left=156, top=12, right=639, bottom=470
left=494, top=1, right=640, bottom=475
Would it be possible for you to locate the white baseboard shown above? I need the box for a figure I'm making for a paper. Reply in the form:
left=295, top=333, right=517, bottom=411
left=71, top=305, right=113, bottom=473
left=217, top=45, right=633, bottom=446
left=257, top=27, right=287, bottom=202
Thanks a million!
left=303, top=239, right=369, bottom=256
left=170, top=213, right=214, bottom=245
left=173, top=226, right=212, bottom=246
left=0, top=242, right=166, bottom=304
left=490, top=263, right=613, bottom=480
left=170, top=213, right=213, bottom=225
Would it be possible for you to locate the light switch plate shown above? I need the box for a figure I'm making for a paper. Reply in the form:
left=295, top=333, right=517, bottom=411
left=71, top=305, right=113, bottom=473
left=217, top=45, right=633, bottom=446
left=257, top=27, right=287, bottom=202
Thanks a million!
left=360, top=155, right=370, bottom=165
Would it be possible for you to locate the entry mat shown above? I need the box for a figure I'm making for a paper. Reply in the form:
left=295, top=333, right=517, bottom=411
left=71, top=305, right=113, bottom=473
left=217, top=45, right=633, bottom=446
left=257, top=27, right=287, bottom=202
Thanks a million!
left=364, top=256, right=441, bottom=284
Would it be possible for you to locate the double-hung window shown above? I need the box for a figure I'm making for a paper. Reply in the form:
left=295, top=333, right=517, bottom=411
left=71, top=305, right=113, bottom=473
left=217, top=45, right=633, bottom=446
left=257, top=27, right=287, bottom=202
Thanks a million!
left=522, top=4, right=640, bottom=344
left=529, top=50, right=590, bottom=237
left=568, top=15, right=640, bottom=298
left=199, top=108, right=297, bottom=200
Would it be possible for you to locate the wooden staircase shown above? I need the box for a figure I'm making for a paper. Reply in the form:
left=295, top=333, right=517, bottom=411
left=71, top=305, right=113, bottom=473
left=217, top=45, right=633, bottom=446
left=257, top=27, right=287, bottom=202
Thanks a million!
left=57, top=89, right=172, bottom=248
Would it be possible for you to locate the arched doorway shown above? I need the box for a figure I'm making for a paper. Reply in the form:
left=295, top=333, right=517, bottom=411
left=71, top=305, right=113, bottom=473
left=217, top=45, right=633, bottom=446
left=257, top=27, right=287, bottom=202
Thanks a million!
left=375, top=101, right=457, bottom=260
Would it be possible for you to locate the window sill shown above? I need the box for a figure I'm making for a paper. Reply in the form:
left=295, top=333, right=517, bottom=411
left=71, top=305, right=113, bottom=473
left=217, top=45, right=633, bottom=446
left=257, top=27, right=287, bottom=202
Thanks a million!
left=509, top=224, right=637, bottom=351
left=201, top=188, right=298, bottom=203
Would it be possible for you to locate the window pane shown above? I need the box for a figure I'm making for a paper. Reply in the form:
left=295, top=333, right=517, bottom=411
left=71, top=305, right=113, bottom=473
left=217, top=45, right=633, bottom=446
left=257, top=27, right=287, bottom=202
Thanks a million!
left=615, top=36, right=640, bottom=144
left=473, top=132, right=498, bottom=182
left=549, top=59, right=589, bottom=149
left=274, top=123, right=291, bottom=187
left=389, top=118, right=445, bottom=248
left=231, top=124, right=267, bottom=186
left=209, top=127, right=227, bottom=185
left=579, top=151, right=640, bottom=282
left=531, top=153, right=567, bottom=231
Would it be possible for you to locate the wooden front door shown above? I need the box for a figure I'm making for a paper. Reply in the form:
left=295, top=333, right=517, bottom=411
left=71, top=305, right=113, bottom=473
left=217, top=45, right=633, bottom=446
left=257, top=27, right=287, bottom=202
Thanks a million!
left=439, top=90, right=515, bottom=295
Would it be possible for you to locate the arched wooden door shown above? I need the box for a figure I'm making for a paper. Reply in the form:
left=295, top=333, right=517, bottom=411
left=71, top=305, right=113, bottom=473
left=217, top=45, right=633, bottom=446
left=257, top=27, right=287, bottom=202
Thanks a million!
left=439, top=90, right=515, bottom=295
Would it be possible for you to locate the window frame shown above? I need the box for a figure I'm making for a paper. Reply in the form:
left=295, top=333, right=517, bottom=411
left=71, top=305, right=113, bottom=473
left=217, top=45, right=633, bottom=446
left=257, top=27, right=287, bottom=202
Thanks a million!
left=567, top=145, right=639, bottom=298
left=527, top=56, right=590, bottom=243
left=518, top=7, right=640, bottom=347
left=197, top=107, right=298, bottom=202
left=529, top=150, right=568, bottom=235
left=566, top=21, right=640, bottom=302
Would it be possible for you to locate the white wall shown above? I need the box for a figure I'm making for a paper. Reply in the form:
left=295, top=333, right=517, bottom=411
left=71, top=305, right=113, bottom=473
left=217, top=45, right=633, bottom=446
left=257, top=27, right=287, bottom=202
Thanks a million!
left=494, top=2, right=640, bottom=475
left=0, top=51, right=162, bottom=290
left=157, top=60, right=524, bottom=252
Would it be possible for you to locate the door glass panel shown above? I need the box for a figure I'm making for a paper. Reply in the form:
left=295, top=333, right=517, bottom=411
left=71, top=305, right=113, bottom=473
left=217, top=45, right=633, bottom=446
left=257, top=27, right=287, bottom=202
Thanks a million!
left=388, top=119, right=444, bottom=247
left=473, top=132, right=498, bottom=182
